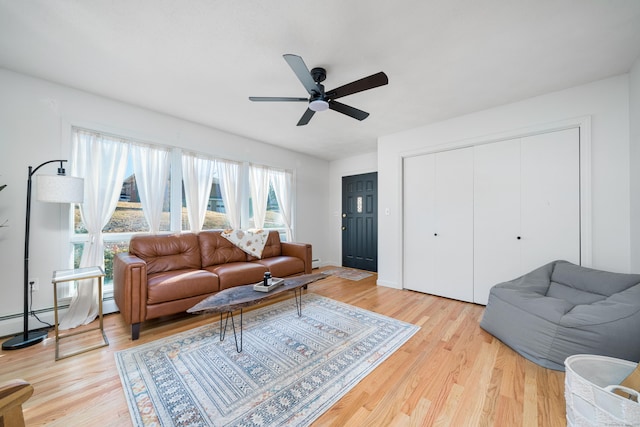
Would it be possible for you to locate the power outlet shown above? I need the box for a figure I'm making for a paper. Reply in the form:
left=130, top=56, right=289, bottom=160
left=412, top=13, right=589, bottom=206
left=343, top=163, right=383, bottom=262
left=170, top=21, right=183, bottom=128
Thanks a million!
left=29, top=278, right=39, bottom=292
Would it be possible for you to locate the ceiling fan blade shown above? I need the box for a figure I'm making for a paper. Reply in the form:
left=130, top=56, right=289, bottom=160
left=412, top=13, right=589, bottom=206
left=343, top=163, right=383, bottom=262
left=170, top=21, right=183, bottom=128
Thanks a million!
left=249, top=96, right=308, bottom=102
left=296, top=108, right=315, bottom=126
left=329, top=101, right=369, bottom=121
left=325, top=71, right=388, bottom=100
left=283, top=54, right=321, bottom=96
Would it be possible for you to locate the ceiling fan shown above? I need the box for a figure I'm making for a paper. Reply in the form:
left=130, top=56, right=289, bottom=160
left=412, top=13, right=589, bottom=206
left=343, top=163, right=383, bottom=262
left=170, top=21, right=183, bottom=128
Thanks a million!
left=249, top=54, right=388, bottom=126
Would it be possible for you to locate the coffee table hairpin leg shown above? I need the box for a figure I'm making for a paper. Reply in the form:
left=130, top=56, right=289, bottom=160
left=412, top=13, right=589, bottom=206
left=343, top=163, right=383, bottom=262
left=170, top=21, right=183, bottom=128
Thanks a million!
left=219, top=290, right=304, bottom=353
left=294, top=288, right=303, bottom=317
left=219, top=310, right=243, bottom=353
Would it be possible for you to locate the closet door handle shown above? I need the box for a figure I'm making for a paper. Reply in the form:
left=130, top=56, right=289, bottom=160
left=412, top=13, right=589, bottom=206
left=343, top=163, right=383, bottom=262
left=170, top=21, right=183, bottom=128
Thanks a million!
left=434, top=233, right=438, bottom=236
left=517, top=236, right=521, bottom=240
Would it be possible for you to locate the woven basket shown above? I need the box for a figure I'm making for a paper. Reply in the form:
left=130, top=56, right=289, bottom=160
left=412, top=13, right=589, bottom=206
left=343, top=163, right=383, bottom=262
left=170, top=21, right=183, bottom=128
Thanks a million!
left=565, top=355, right=640, bottom=426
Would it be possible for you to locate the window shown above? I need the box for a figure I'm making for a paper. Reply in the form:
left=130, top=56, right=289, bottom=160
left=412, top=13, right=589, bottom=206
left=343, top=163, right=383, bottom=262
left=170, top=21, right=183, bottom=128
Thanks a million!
left=70, top=130, right=172, bottom=287
left=181, top=178, right=231, bottom=231
left=69, top=127, right=295, bottom=290
left=248, top=165, right=293, bottom=240
left=251, top=183, right=285, bottom=229
left=74, top=155, right=171, bottom=235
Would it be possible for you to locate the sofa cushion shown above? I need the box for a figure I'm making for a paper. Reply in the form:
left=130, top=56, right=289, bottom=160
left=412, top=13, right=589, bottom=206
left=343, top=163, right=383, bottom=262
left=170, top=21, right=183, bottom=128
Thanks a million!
left=130, top=233, right=201, bottom=274
left=253, top=256, right=304, bottom=278
left=147, top=269, right=219, bottom=304
left=205, top=262, right=267, bottom=290
left=199, top=231, right=247, bottom=267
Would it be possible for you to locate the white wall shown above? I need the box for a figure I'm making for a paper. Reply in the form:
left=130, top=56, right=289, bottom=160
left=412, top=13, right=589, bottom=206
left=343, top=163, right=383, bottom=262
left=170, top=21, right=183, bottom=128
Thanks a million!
left=0, top=69, right=330, bottom=336
left=327, top=152, right=377, bottom=267
left=630, top=58, right=640, bottom=273
left=378, top=75, right=632, bottom=289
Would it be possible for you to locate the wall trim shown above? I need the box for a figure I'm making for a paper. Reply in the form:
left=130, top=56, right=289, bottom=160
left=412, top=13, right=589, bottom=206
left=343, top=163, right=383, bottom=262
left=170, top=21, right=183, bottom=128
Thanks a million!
left=376, top=279, right=401, bottom=289
left=0, top=298, right=119, bottom=339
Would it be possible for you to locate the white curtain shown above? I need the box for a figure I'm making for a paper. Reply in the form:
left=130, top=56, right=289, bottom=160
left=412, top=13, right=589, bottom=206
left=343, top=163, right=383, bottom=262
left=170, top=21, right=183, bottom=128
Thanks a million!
left=61, top=129, right=128, bottom=330
left=270, top=169, right=293, bottom=240
left=215, top=159, right=241, bottom=229
left=131, top=144, right=170, bottom=233
left=249, top=164, right=270, bottom=229
left=182, top=153, right=215, bottom=232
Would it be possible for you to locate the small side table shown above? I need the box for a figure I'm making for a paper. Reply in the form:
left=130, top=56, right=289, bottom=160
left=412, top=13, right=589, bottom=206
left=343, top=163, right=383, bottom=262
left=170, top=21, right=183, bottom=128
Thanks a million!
left=52, top=266, right=109, bottom=360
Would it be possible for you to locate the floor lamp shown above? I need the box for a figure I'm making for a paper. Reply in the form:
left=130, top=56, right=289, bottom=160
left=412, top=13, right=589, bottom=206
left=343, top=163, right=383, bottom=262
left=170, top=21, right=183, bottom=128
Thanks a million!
left=2, top=160, right=84, bottom=350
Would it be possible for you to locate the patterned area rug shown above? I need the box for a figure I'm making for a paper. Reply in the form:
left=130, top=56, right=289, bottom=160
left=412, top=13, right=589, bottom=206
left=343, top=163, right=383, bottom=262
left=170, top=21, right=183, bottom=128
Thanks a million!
left=116, top=294, right=419, bottom=426
left=322, top=267, right=373, bottom=281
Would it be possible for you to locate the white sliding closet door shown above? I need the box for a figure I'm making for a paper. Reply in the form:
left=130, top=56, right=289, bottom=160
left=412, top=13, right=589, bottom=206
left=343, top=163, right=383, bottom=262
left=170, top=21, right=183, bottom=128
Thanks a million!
left=433, top=148, right=474, bottom=301
left=473, top=140, right=522, bottom=304
left=403, top=154, right=436, bottom=294
left=520, top=128, right=580, bottom=272
left=404, top=148, right=474, bottom=302
left=404, top=127, right=580, bottom=305
left=473, top=128, right=580, bottom=304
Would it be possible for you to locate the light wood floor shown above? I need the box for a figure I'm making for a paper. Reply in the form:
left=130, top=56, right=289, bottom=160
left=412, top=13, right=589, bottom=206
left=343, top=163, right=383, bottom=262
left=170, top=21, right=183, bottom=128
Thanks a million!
left=0, top=269, right=566, bottom=426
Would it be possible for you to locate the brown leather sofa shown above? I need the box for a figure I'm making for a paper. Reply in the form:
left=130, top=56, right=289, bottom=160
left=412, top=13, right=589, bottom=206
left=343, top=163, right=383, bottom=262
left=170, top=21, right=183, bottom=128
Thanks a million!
left=114, top=230, right=312, bottom=340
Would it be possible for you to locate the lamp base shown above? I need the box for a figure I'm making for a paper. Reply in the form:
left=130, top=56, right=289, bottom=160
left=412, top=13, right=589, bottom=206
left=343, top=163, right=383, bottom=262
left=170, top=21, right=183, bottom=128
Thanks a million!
left=2, top=329, right=48, bottom=350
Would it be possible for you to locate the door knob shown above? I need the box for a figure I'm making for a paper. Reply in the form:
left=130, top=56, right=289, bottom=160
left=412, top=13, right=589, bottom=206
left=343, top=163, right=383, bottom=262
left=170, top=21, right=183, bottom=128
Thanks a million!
left=342, top=226, right=346, bottom=231
left=434, top=233, right=438, bottom=236
left=342, top=213, right=347, bottom=218
left=517, top=236, right=521, bottom=240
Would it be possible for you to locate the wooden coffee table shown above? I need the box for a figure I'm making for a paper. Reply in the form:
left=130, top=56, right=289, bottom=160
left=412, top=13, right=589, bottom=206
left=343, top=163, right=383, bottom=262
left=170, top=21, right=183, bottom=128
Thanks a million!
left=187, top=273, right=326, bottom=352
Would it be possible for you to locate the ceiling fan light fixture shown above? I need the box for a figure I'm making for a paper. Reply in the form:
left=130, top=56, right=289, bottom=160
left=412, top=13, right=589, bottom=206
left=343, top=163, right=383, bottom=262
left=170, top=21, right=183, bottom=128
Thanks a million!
left=249, top=54, right=388, bottom=125
left=309, top=99, right=329, bottom=112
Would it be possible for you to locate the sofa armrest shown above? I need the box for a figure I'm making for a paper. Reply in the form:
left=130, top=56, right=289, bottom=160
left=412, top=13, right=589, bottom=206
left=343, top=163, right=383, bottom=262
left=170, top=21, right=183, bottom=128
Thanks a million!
left=281, top=242, right=312, bottom=274
left=114, top=252, right=148, bottom=327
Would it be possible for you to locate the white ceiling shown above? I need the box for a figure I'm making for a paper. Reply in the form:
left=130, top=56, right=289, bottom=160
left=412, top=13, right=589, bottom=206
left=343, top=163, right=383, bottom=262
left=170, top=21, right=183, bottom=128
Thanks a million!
left=1, top=1, right=640, bottom=161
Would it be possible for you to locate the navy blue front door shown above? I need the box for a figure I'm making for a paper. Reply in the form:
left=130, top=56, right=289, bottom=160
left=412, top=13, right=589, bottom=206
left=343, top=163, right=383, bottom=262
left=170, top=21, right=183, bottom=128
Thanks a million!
left=342, top=173, right=377, bottom=272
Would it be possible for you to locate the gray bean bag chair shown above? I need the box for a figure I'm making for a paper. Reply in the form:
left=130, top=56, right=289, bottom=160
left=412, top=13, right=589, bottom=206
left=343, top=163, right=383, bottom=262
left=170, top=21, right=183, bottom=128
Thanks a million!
left=480, top=260, right=640, bottom=371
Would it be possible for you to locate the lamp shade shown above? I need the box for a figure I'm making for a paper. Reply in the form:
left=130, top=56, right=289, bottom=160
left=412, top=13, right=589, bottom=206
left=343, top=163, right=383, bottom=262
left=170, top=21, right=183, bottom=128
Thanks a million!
left=36, top=175, right=84, bottom=203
